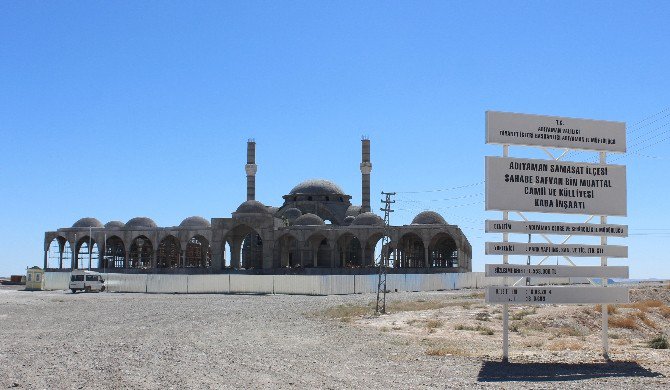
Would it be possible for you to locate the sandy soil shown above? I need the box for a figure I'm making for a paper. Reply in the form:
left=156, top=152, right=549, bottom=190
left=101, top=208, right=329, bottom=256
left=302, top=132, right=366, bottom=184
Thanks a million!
left=0, top=284, right=668, bottom=389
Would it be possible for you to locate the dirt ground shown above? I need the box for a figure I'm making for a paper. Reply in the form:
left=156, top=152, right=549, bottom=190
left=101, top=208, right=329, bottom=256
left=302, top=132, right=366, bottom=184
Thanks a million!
left=0, top=284, right=668, bottom=389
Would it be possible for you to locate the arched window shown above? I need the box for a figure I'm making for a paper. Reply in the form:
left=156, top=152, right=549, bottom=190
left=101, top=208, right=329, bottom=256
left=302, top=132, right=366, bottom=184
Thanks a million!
left=185, top=236, right=211, bottom=267
left=157, top=236, right=180, bottom=268
left=129, top=236, right=153, bottom=268
left=105, top=236, right=126, bottom=268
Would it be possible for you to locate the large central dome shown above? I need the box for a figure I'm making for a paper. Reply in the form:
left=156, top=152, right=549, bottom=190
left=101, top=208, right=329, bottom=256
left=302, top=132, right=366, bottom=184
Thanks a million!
left=289, top=179, right=346, bottom=195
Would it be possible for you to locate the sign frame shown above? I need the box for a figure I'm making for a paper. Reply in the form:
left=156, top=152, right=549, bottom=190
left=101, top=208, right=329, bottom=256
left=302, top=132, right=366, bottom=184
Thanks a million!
left=485, top=156, right=627, bottom=216
left=485, top=264, right=629, bottom=278
left=485, top=286, right=630, bottom=305
left=485, top=242, right=628, bottom=258
left=485, top=219, right=628, bottom=237
left=486, top=111, right=626, bottom=153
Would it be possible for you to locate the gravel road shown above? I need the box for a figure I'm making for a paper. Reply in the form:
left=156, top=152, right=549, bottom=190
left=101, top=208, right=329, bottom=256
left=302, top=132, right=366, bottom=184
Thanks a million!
left=0, top=286, right=667, bottom=389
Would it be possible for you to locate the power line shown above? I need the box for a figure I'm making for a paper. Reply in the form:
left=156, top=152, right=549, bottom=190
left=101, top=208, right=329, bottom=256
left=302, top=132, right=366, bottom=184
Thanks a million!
left=397, top=193, right=483, bottom=203
left=396, top=181, right=484, bottom=194
left=627, top=106, right=670, bottom=130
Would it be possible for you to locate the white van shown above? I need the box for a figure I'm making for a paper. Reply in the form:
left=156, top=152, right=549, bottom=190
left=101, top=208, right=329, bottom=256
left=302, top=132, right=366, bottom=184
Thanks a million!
left=69, top=270, right=105, bottom=293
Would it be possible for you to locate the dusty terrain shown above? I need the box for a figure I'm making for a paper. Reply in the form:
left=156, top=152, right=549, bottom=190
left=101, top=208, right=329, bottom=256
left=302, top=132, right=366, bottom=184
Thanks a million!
left=0, top=284, right=668, bottom=389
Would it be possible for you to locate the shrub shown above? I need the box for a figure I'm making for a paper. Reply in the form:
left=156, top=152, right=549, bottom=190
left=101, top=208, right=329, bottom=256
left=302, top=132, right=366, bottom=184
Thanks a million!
left=594, top=304, right=617, bottom=315
left=547, top=340, right=582, bottom=351
left=455, top=324, right=493, bottom=334
left=648, top=335, right=669, bottom=349
left=478, top=326, right=494, bottom=335
left=425, top=319, right=444, bottom=330
left=634, top=311, right=658, bottom=329
left=511, top=308, right=536, bottom=320
left=608, top=315, right=638, bottom=330
left=425, top=346, right=463, bottom=356
left=621, top=300, right=665, bottom=312
left=321, top=304, right=370, bottom=321
left=475, top=312, right=490, bottom=321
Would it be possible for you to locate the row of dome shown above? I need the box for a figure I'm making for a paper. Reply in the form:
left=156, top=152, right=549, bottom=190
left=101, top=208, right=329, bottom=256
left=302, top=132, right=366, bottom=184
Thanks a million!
left=236, top=200, right=447, bottom=225
left=71, top=209, right=446, bottom=230
left=72, top=216, right=211, bottom=230
left=286, top=210, right=446, bottom=226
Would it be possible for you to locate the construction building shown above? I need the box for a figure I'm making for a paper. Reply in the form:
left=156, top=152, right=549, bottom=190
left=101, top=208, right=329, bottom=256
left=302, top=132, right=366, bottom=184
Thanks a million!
left=43, top=139, right=472, bottom=274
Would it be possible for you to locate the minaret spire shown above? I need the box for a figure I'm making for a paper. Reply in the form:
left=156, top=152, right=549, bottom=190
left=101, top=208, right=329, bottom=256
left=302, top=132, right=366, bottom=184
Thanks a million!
left=360, top=137, right=372, bottom=213
left=245, top=139, right=257, bottom=201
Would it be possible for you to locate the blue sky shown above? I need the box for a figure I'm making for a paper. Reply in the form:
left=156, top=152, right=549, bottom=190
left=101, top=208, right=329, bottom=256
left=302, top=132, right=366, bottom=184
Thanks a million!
left=1, top=1, right=669, bottom=278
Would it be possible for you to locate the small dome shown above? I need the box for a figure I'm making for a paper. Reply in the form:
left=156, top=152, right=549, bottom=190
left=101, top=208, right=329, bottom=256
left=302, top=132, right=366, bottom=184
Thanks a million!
left=126, top=217, right=157, bottom=229
left=293, top=213, right=325, bottom=226
left=104, top=221, right=125, bottom=229
left=236, top=200, right=269, bottom=214
left=267, top=206, right=279, bottom=215
left=343, top=216, right=355, bottom=226
left=351, top=212, right=384, bottom=226
left=345, top=205, right=361, bottom=217
left=289, top=179, right=345, bottom=196
left=179, top=216, right=211, bottom=228
left=72, top=217, right=103, bottom=228
left=281, top=208, right=303, bottom=222
left=411, top=211, right=447, bottom=225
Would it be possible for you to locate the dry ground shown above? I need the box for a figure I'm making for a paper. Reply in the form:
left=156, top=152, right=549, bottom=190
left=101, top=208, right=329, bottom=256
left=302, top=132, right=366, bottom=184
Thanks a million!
left=0, top=284, right=668, bottom=389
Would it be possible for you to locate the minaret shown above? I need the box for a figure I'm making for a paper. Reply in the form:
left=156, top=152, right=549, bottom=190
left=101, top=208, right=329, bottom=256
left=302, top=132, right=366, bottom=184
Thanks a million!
left=245, top=139, right=257, bottom=201
left=360, top=137, right=372, bottom=213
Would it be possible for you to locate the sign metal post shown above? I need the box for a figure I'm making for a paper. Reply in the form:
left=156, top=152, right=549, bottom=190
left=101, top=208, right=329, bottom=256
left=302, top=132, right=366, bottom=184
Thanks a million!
left=484, top=111, right=627, bottom=362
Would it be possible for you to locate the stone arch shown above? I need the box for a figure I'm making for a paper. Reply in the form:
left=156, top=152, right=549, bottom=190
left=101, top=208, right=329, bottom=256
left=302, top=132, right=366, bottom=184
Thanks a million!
left=46, top=236, right=68, bottom=269
left=185, top=234, right=211, bottom=268
left=157, top=235, right=180, bottom=268
left=367, top=232, right=394, bottom=268
left=305, top=232, right=330, bottom=268
left=225, top=224, right=263, bottom=269
left=275, top=232, right=300, bottom=268
left=336, top=232, right=363, bottom=268
left=397, top=232, right=425, bottom=268
left=129, top=235, right=153, bottom=268
left=75, top=236, right=99, bottom=269
left=428, top=232, right=459, bottom=268
left=104, top=235, right=126, bottom=269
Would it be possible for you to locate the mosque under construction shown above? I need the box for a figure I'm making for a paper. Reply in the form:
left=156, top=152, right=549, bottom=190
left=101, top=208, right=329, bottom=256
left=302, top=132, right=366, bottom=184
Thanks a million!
left=43, top=139, right=472, bottom=275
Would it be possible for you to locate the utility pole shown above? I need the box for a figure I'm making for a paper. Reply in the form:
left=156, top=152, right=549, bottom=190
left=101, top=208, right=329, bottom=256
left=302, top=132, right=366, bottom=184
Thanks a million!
left=375, top=191, right=395, bottom=314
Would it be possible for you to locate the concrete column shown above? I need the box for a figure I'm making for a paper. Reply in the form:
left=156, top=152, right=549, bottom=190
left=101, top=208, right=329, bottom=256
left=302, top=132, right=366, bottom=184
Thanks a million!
left=59, top=250, right=63, bottom=269
left=281, top=244, right=288, bottom=267
left=330, top=246, right=336, bottom=268
left=245, top=140, right=258, bottom=201
left=124, top=243, right=131, bottom=269
left=211, top=252, right=222, bottom=270
left=43, top=251, right=47, bottom=269
left=97, top=243, right=105, bottom=269
left=360, top=139, right=372, bottom=213
left=262, top=241, right=273, bottom=269
left=360, top=246, right=366, bottom=267
left=424, top=246, right=430, bottom=268
left=231, top=239, right=242, bottom=269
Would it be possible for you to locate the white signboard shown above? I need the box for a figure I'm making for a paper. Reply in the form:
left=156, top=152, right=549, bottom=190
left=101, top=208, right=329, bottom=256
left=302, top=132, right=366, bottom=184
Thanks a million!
left=485, top=264, right=629, bottom=278
left=485, top=242, right=628, bottom=258
left=486, top=286, right=630, bottom=304
left=486, top=111, right=626, bottom=152
left=485, top=156, right=627, bottom=216
left=485, top=220, right=628, bottom=237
